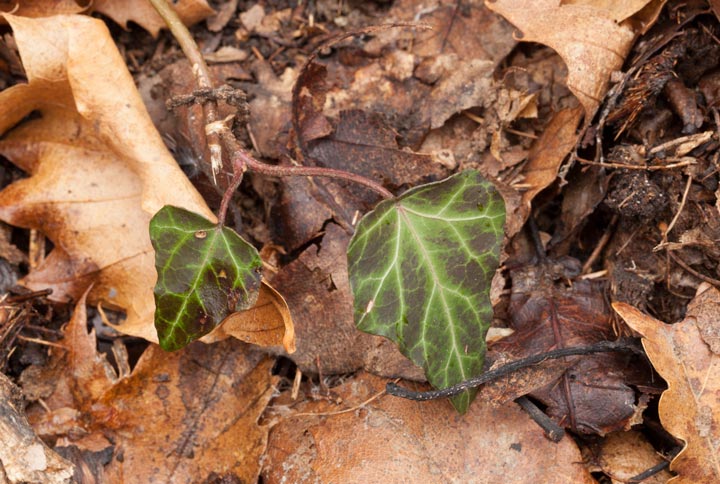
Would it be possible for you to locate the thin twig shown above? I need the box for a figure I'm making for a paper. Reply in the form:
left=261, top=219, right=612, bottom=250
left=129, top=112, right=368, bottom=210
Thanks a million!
left=288, top=382, right=396, bottom=418
left=386, top=340, right=640, bottom=401
left=577, top=157, right=696, bottom=171
left=515, top=396, right=565, bottom=442
left=647, top=131, right=713, bottom=156
left=626, top=460, right=671, bottom=483
left=291, top=367, right=302, bottom=400
left=579, top=269, right=608, bottom=280
left=440, top=0, right=462, bottom=53
left=16, top=335, right=66, bottom=349
left=582, top=215, right=618, bottom=274
left=5, top=288, right=53, bottom=304
left=525, top=216, right=546, bottom=261
left=233, top=149, right=394, bottom=200
left=654, top=174, right=692, bottom=251
left=667, top=251, right=720, bottom=287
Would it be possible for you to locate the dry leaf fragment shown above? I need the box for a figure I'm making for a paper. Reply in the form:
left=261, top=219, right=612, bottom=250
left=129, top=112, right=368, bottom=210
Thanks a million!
left=263, top=372, right=595, bottom=484
left=614, top=284, right=720, bottom=483
left=0, top=14, right=213, bottom=343
left=521, top=107, right=583, bottom=205
left=205, top=45, right=249, bottom=64
left=0, top=0, right=85, bottom=18
left=486, top=0, right=660, bottom=122
left=206, top=0, right=238, bottom=32
left=203, top=281, right=296, bottom=353
left=64, top=288, right=118, bottom=402
left=374, top=0, right=517, bottom=64
left=92, top=0, right=215, bottom=37
left=561, top=0, right=660, bottom=23
left=504, top=106, right=584, bottom=236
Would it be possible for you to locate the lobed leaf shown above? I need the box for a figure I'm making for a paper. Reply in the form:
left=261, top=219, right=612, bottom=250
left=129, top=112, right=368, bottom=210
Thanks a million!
left=347, top=170, right=505, bottom=412
left=150, top=206, right=262, bottom=351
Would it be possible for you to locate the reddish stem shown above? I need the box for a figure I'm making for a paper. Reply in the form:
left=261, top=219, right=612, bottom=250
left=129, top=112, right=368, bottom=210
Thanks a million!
left=217, top=164, right=245, bottom=227
left=233, top=149, right=394, bottom=200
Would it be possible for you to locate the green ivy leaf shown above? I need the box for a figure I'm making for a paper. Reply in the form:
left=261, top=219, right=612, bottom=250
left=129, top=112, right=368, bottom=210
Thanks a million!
left=150, top=206, right=262, bottom=351
left=347, top=170, right=505, bottom=413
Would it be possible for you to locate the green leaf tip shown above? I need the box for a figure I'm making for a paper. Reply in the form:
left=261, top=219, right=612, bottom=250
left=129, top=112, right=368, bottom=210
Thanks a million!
left=347, top=170, right=505, bottom=413
left=150, top=206, right=262, bottom=351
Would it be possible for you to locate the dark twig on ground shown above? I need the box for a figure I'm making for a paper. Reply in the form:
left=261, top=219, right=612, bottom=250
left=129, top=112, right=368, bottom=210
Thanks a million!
left=386, top=340, right=642, bottom=401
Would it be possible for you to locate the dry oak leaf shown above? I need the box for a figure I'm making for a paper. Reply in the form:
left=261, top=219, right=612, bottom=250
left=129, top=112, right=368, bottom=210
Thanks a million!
left=263, top=372, right=595, bottom=484
left=486, top=0, right=662, bottom=122
left=614, top=283, right=720, bottom=483
left=24, top=294, right=276, bottom=484
left=92, top=0, right=214, bottom=37
left=97, top=345, right=275, bottom=483
left=0, top=14, right=214, bottom=342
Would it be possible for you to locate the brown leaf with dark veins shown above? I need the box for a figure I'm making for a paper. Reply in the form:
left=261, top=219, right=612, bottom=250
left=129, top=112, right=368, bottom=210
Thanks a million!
left=492, top=259, right=650, bottom=433
left=406, top=0, right=516, bottom=60
left=97, top=345, right=275, bottom=483
left=614, top=284, right=720, bottom=483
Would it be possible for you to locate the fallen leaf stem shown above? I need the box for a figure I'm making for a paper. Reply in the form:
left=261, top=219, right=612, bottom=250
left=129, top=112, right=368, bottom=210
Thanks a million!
left=233, top=149, right=395, bottom=200
left=216, top=167, right=244, bottom=227
left=148, top=0, right=224, bottom=183
left=386, top=339, right=642, bottom=401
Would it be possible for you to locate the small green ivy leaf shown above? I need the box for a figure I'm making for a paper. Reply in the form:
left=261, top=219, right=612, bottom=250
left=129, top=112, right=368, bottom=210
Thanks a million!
left=347, top=170, right=505, bottom=413
left=150, top=206, right=262, bottom=351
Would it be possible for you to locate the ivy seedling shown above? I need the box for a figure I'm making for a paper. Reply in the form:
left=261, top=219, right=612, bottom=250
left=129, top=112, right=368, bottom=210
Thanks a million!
left=150, top=206, right=262, bottom=351
left=347, top=170, right=505, bottom=413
